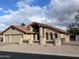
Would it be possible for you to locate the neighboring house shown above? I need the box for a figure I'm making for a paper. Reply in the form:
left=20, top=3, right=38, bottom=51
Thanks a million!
left=0, top=22, right=69, bottom=46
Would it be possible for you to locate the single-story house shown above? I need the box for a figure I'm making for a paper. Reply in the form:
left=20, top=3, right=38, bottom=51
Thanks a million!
left=0, top=22, right=69, bottom=46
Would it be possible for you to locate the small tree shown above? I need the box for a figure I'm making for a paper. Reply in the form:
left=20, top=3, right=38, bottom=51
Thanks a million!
left=21, top=22, right=26, bottom=26
left=67, top=8, right=79, bottom=40
left=67, top=8, right=79, bottom=34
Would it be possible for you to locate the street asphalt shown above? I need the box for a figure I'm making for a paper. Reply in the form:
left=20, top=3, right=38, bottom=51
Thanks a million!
left=0, top=51, right=78, bottom=59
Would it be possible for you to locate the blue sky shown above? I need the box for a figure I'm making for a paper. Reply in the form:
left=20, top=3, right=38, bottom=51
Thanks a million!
left=29, top=0, right=51, bottom=7
left=0, top=0, right=51, bottom=17
left=0, top=0, right=19, bottom=15
left=0, top=0, right=50, bottom=11
left=0, top=0, right=79, bottom=31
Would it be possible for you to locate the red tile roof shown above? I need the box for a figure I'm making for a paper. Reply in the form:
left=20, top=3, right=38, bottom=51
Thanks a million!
left=12, top=25, right=29, bottom=33
left=0, top=31, right=2, bottom=35
left=28, top=22, right=69, bottom=34
left=1, top=22, right=69, bottom=34
left=1, top=25, right=35, bottom=34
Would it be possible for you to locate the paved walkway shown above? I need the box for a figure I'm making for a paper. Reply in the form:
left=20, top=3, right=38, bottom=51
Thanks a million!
left=0, top=42, right=79, bottom=57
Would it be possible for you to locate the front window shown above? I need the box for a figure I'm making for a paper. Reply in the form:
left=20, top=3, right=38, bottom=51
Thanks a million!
left=50, top=33, right=53, bottom=40
left=46, top=33, right=48, bottom=40
left=55, top=33, right=58, bottom=38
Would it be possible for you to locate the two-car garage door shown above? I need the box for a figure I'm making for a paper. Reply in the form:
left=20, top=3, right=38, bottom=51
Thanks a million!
left=11, top=34, right=23, bottom=43
left=5, top=34, right=23, bottom=43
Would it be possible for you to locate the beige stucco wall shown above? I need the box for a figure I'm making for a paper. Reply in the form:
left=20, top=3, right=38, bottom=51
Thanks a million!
left=3, top=28, right=23, bottom=34
left=24, top=34, right=34, bottom=45
left=3, top=28, right=24, bottom=43
left=65, top=34, right=70, bottom=43
left=39, top=27, right=54, bottom=45
left=2, top=27, right=34, bottom=45
left=0, top=35, right=2, bottom=37
left=39, top=26, right=69, bottom=46
left=0, top=35, right=3, bottom=42
left=24, top=34, right=33, bottom=41
left=41, top=27, right=61, bottom=40
left=2, top=25, right=69, bottom=46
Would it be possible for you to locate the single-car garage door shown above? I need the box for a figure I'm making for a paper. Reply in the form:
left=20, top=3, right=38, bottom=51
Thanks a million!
left=11, top=34, right=23, bottom=43
left=5, top=35, right=9, bottom=42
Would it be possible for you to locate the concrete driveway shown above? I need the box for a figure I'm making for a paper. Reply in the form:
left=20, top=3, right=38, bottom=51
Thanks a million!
left=0, top=42, right=15, bottom=46
left=0, top=42, right=79, bottom=57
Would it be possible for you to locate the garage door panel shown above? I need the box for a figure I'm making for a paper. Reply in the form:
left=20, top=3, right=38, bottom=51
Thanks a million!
left=11, top=34, right=23, bottom=43
left=5, top=35, right=9, bottom=42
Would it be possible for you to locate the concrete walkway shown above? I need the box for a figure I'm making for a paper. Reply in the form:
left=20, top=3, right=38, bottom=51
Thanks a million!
left=0, top=42, right=79, bottom=57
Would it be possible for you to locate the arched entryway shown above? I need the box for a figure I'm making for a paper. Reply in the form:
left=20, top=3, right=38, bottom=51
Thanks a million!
left=30, top=23, right=40, bottom=44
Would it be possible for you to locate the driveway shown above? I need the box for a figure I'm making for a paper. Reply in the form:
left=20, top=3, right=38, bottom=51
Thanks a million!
left=0, top=42, right=79, bottom=57
left=0, top=42, right=15, bottom=46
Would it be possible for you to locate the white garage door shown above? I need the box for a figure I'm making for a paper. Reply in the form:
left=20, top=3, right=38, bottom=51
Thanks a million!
left=5, top=35, right=9, bottom=42
left=11, top=34, right=23, bottom=43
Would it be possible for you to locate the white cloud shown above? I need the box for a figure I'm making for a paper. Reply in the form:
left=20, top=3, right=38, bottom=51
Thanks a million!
left=0, top=0, right=79, bottom=31
left=55, top=26, right=67, bottom=30
left=28, top=16, right=46, bottom=23
left=0, top=0, right=45, bottom=30
left=3, top=9, right=14, bottom=13
left=44, top=0, right=79, bottom=29
left=0, top=23, right=7, bottom=31
left=17, top=0, right=33, bottom=8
